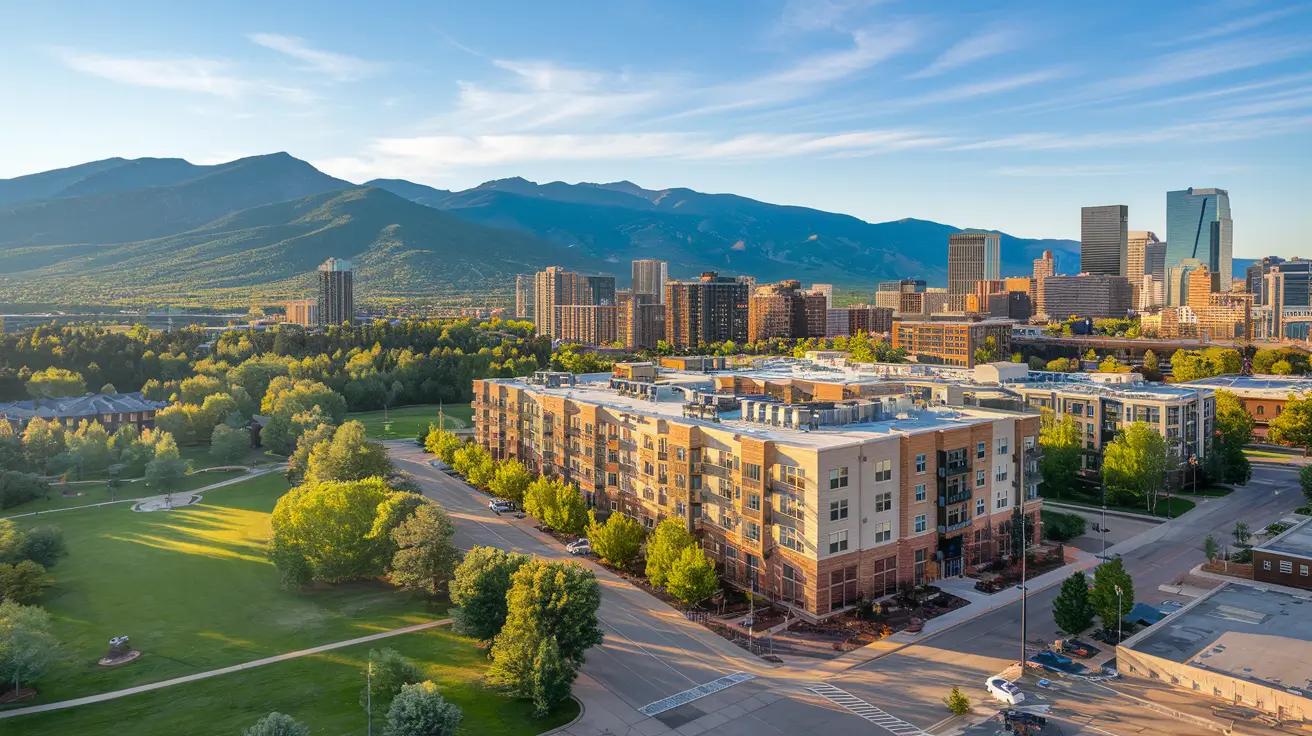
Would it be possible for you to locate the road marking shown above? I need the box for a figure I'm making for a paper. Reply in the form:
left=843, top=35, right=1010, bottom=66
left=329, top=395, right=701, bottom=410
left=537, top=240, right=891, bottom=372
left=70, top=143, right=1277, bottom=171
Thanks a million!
left=805, top=683, right=930, bottom=735
left=638, top=671, right=756, bottom=716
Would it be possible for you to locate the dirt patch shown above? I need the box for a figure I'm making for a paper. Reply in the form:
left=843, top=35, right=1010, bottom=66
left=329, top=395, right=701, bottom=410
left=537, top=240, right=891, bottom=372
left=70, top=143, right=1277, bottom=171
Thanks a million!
left=0, top=687, right=37, bottom=703
left=98, top=650, right=143, bottom=667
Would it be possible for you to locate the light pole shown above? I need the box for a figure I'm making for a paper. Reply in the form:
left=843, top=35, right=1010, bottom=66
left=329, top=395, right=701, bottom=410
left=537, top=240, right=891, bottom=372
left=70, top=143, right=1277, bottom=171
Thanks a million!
left=367, top=660, right=373, bottom=736
left=1019, top=512, right=1029, bottom=666
left=1114, top=584, right=1124, bottom=644
left=1100, top=482, right=1107, bottom=561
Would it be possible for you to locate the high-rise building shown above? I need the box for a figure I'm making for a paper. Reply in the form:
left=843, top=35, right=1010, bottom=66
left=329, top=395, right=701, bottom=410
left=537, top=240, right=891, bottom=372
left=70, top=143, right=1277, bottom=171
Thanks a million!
left=825, top=306, right=894, bottom=337
left=1127, top=231, right=1161, bottom=280
left=534, top=266, right=580, bottom=339
left=515, top=275, right=534, bottom=319
left=665, top=272, right=749, bottom=349
left=584, top=275, right=617, bottom=306
left=810, top=284, right=834, bottom=309
left=1166, top=262, right=1198, bottom=308
left=948, top=233, right=1001, bottom=310
left=631, top=260, right=668, bottom=304
left=878, top=279, right=927, bottom=293
left=748, top=281, right=827, bottom=342
left=555, top=304, right=619, bottom=346
left=1187, top=264, right=1215, bottom=307
left=1081, top=205, right=1129, bottom=276
left=1036, top=275, right=1133, bottom=320
left=1247, top=256, right=1286, bottom=305
left=617, top=291, right=666, bottom=350
left=285, top=299, right=319, bottom=328
left=1166, top=187, right=1233, bottom=287
left=316, top=258, right=354, bottom=327
left=1033, top=250, right=1055, bottom=281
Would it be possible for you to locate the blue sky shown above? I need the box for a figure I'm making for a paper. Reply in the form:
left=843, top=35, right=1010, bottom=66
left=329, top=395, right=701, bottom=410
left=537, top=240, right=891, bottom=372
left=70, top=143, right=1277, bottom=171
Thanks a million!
left=2, top=0, right=1310, bottom=255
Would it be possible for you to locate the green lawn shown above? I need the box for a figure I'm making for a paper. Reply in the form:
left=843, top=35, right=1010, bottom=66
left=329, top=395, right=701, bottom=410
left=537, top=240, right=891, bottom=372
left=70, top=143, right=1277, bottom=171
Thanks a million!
left=5, top=474, right=442, bottom=707
left=349, top=404, right=474, bottom=440
left=5, top=627, right=578, bottom=736
left=1041, top=492, right=1197, bottom=519
left=4, top=469, right=250, bottom=516
left=1245, top=449, right=1301, bottom=462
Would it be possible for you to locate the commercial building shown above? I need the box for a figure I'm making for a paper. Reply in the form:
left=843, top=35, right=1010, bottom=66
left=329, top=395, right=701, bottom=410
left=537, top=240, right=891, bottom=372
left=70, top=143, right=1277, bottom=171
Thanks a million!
left=285, top=299, right=319, bottom=328
left=891, top=319, right=1013, bottom=368
left=748, top=281, right=827, bottom=342
left=0, top=392, right=167, bottom=433
left=1035, top=274, right=1132, bottom=321
left=618, top=291, right=665, bottom=350
left=878, top=279, right=926, bottom=293
left=1247, top=256, right=1284, bottom=305
left=632, top=260, right=669, bottom=304
left=665, top=272, right=749, bottom=349
left=316, top=258, right=354, bottom=326
left=585, top=275, right=617, bottom=306
left=472, top=366, right=1042, bottom=616
left=826, top=307, right=894, bottom=337
left=987, top=292, right=1032, bottom=322
left=810, top=284, right=834, bottom=308
left=1188, top=264, right=1216, bottom=306
left=1032, top=250, right=1055, bottom=282
left=948, top=233, right=1001, bottom=310
left=1166, top=187, right=1233, bottom=288
left=1080, top=205, right=1129, bottom=276
left=1266, top=260, right=1312, bottom=309
left=1118, top=583, right=1312, bottom=722
left=515, top=275, right=534, bottom=319
left=1177, top=375, right=1312, bottom=440
left=893, top=291, right=950, bottom=319
left=1253, top=518, right=1312, bottom=590
left=1127, top=231, right=1163, bottom=309
left=555, top=305, right=619, bottom=346
left=534, top=266, right=580, bottom=339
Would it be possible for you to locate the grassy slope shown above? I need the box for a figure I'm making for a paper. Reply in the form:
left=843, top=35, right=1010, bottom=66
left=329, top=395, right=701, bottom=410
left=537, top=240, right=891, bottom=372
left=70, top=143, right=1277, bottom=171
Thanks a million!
left=6, top=627, right=578, bottom=736
left=7, top=474, right=442, bottom=706
left=348, top=404, right=474, bottom=440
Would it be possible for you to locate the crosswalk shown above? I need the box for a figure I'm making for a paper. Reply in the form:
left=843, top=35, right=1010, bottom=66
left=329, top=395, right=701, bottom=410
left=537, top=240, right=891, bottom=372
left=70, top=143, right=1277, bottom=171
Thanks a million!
left=805, top=682, right=931, bottom=735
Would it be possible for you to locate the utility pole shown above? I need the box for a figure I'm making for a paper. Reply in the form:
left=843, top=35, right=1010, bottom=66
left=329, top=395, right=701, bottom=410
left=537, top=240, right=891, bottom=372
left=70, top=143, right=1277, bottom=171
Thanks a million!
left=1115, top=584, right=1124, bottom=645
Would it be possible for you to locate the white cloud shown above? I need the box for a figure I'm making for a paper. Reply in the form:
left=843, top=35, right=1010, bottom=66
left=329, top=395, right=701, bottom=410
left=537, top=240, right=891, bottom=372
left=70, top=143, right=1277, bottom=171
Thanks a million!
left=955, top=115, right=1312, bottom=151
left=448, top=60, right=667, bottom=130
left=892, top=68, right=1064, bottom=107
left=1097, top=37, right=1311, bottom=94
left=1171, top=5, right=1310, bottom=45
left=51, top=47, right=312, bottom=102
left=778, top=0, right=891, bottom=32
left=247, top=33, right=385, bottom=81
left=994, top=164, right=1130, bottom=177
left=909, top=26, right=1022, bottom=79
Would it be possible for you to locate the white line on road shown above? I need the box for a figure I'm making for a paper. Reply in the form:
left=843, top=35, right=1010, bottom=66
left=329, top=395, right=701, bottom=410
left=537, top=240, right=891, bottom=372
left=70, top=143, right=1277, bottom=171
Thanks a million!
left=806, top=683, right=930, bottom=735
left=638, top=671, right=756, bottom=716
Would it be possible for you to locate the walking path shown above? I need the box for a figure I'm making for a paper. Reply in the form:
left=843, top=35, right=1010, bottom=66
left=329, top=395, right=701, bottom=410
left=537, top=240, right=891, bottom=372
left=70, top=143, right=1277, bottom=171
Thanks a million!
left=0, top=618, right=452, bottom=720
left=1, top=465, right=286, bottom=519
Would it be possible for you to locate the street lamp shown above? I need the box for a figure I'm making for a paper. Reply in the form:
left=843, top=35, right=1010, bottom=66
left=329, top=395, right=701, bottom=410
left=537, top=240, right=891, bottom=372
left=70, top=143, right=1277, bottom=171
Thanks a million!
left=1019, top=512, right=1029, bottom=667
left=1114, top=584, right=1124, bottom=644
left=1100, top=482, right=1107, bottom=561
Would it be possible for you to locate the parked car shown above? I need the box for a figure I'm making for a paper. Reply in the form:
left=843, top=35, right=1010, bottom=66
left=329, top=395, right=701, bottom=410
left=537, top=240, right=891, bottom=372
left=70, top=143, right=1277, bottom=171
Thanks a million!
left=1003, top=710, right=1047, bottom=728
left=986, top=677, right=1025, bottom=705
left=1161, top=599, right=1184, bottom=609
left=1062, top=639, right=1100, bottom=659
left=566, top=538, right=591, bottom=556
left=488, top=499, right=514, bottom=513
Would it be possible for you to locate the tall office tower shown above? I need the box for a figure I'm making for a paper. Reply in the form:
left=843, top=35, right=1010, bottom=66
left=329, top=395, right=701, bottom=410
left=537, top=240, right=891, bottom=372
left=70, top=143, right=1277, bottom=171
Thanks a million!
left=810, top=284, right=834, bottom=308
left=1126, top=231, right=1161, bottom=280
left=534, top=266, right=580, bottom=339
left=1035, top=275, right=1133, bottom=320
left=1247, top=256, right=1285, bottom=305
left=1266, top=260, right=1311, bottom=308
left=664, top=272, right=749, bottom=349
left=618, top=291, right=666, bottom=350
left=735, top=274, right=757, bottom=294
left=515, top=274, right=534, bottom=319
left=285, top=299, right=319, bottom=328
left=584, top=275, right=617, bottom=306
left=749, top=281, right=812, bottom=342
left=878, top=279, right=927, bottom=293
left=1032, top=250, right=1055, bottom=281
left=1166, top=187, right=1233, bottom=287
left=631, top=259, right=668, bottom=304
left=316, top=258, right=354, bottom=327
left=1081, top=205, right=1129, bottom=276
left=947, top=232, right=1001, bottom=309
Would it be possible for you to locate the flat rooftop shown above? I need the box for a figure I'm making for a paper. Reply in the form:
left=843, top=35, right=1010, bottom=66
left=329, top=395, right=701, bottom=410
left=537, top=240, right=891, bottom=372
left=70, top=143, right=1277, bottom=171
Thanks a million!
left=1179, top=375, right=1312, bottom=399
left=1260, top=519, right=1312, bottom=560
left=1127, top=583, right=1312, bottom=696
left=486, top=372, right=1030, bottom=450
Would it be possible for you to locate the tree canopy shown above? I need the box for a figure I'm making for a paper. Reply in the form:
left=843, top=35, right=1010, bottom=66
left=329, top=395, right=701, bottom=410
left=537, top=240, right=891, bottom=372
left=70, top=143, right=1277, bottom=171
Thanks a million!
left=449, top=546, right=530, bottom=642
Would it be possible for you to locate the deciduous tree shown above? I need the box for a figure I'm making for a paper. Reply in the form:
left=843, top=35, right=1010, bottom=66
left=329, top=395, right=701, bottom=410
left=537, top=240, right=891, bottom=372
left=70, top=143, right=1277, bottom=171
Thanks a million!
left=24, top=367, right=85, bottom=399
left=210, top=423, right=250, bottom=466
left=488, top=459, right=532, bottom=505
left=1038, top=411, right=1083, bottom=499
left=1102, top=422, right=1170, bottom=512
left=0, top=600, right=58, bottom=696
left=664, top=547, right=718, bottom=606
left=20, top=418, right=64, bottom=475
left=424, top=428, right=463, bottom=465
left=389, top=504, right=460, bottom=596
left=449, top=546, right=529, bottom=641
left=383, top=681, right=462, bottom=736
left=269, top=477, right=393, bottom=583
left=306, top=421, right=393, bottom=484
left=1270, top=396, right=1312, bottom=456
left=0, top=561, right=49, bottom=604
left=242, top=712, right=310, bottom=736
left=1214, top=390, right=1253, bottom=485
left=359, top=648, right=424, bottom=710
left=585, top=511, right=644, bottom=569
left=1090, top=558, right=1134, bottom=632
left=144, top=432, right=187, bottom=495
left=645, top=518, right=696, bottom=589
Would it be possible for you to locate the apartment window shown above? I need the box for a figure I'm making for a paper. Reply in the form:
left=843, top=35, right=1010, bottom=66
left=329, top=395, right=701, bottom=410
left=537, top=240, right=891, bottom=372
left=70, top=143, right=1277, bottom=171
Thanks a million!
left=1024, top=435, right=1036, bottom=450
left=779, top=465, right=805, bottom=487
left=745, top=463, right=762, bottom=481
left=829, top=467, right=849, bottom=489
left=1280, top=560, right=1293, bottom=574
left=747, top=493, right=761, bottom=511
left=976, top=441, right=986, bottom=458
left=916, top=453, right=927, bottom=473
left=830, top=499, right=849, bottom=521
left=874, top=459, right=892, bottom=482
left=914, top=548, right=926, bottom=584
left=996, top=466, right=1008, bottom=482
left=675, top=501, right=686, bottom=517
left=1302, top=565, right=1309, bottom=577
left=874, top=521, right=892, bottom=543
left=779, top=526, right=803, bottom=552
left=976, top=470, right=986, bottom=488
left=914, top=514, right=927, bottom=533
left=676, top=446, right=686, bottom=461
left=585, top=423, right=593, bottom=434
left=675, top=473, right=686, bottom=488
left=644, top=462, right=655, bottom=476
left=875, top=492, right=892, bottom=513
left=977, top=498, right=986, bottom=517
left=915, top=483, right=926, bottom=502
left=1264, top=560, right=1272, bottom=570
left=610, top=500, right=618, bottom=511
left=607, top=472, right=618, bottom=487
left=997, top=438, right=1008, bottom=455
left=828, top=530, right=849, bottom=554
left=997, top=491, right=1009, bottom=510
left=1086, top=405, right=1095, bottom=417
left=746, top=522, right=761, bottom=542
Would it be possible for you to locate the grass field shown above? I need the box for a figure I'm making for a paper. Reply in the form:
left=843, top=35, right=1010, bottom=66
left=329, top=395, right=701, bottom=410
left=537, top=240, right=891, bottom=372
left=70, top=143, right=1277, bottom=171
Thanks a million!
left=1042, top=492, right=1197, bottom=519
left=1246, top=449, right=1302, bottom=462
left=6, top=473, right=442, bottom=706
left=3, top=469, right=250, bottom=516
left=5, top=626, right=578, bottom=736
left=349, top=404, right=474, bottom=440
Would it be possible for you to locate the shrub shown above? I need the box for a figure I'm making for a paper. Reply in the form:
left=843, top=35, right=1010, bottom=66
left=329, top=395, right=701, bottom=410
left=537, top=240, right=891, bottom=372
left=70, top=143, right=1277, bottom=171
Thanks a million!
left=242, top=712, right=310, bottom=736
left=944, top=686, right=971, bottom=715
left=1041, top=510, right=1087, bottom=542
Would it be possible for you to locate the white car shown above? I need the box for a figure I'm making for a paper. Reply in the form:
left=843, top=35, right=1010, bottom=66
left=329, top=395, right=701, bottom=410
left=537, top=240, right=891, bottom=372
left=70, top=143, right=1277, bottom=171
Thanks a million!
left=986, top=677, right=1025, bottom=705
left=488, top=499, right=514, bottom=513
left=566, top=539, right=591, bottom=556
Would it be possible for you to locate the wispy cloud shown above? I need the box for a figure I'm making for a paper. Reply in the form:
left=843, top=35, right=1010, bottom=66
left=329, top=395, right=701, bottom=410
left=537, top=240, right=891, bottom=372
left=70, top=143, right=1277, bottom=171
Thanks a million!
left=893, top=68, right=1065, bottom=107
left=50, top=47, right=311, bottom=102
left=777, top=0, right=891, bottom=32
left=955, top=115, right=1312, bottom=151
left=247, top=33, right=385, bottom=81
left=1096, top=36, right=1312, bottom=94
left=994, top=164, right=1130, bottom=177
left=909, top=25, right=1023, bottom=79
left=1171, top=5, right=1310, bottom=44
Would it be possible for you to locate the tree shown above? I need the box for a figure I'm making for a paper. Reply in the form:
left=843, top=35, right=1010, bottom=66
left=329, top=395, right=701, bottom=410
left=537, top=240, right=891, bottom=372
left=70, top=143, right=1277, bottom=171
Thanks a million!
left=1213, top=390, right=1253, bottom=485
left=24, top=367, right=86, bottom=399
left=65, top=420, right=112, bottom=474
left=487, top=560, right=603, bottom=713
left=1253, top=348, right=1282, bottom=374
left=424, top=428, right=463, bottom=465
left=306, top=421, right=393, bottom=484
left=645, top=518, right=696, bottom=589
left=1038, top=411, right=1083, bottom=499
left=383, top=681, right=463, bottom=736
left=488, top=459, right=532, bottom=505
left=530, top=637, right=572, bottom=717
left=1232, top=520, right=1252, bottom=548
left=1143, top=349, right=1159, bottom=374
left=1270, top=396, right=1312, bottom=455
left=359, top=648, right=424, bottom=710
left=21, top=418, right=64, bottom=475
left=1090, top=558, right=1134, bottom=632
left=0, top=600, right=58, bottom=696
left=19, top=527, right=66, bottom=568
left=242, top=712, right=311, bottom=736
left=287, top=418, right=335, bottom=484
left=269, top=477, right=393, bottom=583
left=1272, top=359, right=1295, bottom=375
left=943, top=686, right=971, bottom=715
left=1102, top=422, right=1170, bottom=513
left=260, top=378, right=347, bottom=455
left=145, top=432, right=187, bottom=495
left=209, top=423, right=250, bottom=465
left=0, top=561, right=49, bottom=604
left=389, top=504, right=460, bottom=596
left=449, top=546, right=530, bottom=641
left=1301, top=466, right=1312, bottom=505
left=665, top=546, right=719, bottom=606
left=973, top=336, right=1000, bottom=365
left=1203, top=534, right=1221, bottom=564
left=0, top=471, right=48, bottom=511
left=0, top=422, right=22, bottom=472
left=585, top=511, right=644, bottom=569
left=1052, top=571, right=1095, bottom=636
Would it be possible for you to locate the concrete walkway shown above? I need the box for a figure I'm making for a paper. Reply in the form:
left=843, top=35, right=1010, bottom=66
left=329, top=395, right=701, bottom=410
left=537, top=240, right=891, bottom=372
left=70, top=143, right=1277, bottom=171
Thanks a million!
left=1, top=465, right=286, bottom=520
left=0, top=619, right=452, bottom=720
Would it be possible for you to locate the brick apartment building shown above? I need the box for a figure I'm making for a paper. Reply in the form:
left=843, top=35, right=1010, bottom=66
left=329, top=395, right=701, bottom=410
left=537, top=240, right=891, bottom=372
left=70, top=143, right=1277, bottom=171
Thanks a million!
left=891, top=319, right=1014, bottom=368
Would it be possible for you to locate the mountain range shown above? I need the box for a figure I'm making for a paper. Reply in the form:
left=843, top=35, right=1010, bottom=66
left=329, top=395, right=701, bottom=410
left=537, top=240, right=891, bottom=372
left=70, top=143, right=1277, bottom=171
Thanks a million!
left=0, top=152, right=1086, bottom=307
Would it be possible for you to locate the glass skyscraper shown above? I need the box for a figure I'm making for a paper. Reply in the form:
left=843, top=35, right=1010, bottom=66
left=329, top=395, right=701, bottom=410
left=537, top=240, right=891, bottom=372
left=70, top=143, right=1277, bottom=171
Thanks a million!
left=1165, top=188, right=1232, bottom=289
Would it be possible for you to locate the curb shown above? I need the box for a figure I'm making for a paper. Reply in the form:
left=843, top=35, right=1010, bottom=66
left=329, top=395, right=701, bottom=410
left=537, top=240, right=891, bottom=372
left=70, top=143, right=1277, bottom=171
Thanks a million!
left=1042, top=501, right=1168, bottom=524
left=536, top=695, right=586, bottom=735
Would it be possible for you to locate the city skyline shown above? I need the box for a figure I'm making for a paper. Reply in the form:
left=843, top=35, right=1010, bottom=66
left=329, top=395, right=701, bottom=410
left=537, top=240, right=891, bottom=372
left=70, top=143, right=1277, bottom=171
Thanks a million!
left=2, top=1, right=1309, bottom=255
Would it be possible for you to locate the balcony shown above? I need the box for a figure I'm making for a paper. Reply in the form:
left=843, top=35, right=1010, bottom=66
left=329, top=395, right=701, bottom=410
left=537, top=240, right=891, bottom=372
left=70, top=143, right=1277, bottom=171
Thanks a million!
left=697, top=462, right=733, bottom=480
left=773, top=504, right=804, bottom=525
left=938, top=518, right=973, bottom=535
left=938, top=489, right=971, bottom=506
left=938, top=460, right=970, bottom=477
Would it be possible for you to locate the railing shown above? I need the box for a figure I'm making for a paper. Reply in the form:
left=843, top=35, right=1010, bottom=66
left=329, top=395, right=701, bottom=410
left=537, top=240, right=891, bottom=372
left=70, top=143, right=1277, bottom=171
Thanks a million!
left=773, top=504, right=805, bottom=524
left=697, top=462, right=733, bottom=479
left=939, top=460, right=970, bottom=476
left=938, top=519, right=973, bottom=534
left=939, top=490, right=971, bottom=506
